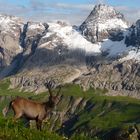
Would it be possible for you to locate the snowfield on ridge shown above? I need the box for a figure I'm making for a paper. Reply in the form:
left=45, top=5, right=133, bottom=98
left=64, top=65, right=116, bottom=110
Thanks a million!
left=40, top=22, right=140, bottom=62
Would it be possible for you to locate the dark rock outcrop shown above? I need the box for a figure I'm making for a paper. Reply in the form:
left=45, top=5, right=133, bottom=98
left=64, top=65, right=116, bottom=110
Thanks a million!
left=125, top=19, right=140, bottom=50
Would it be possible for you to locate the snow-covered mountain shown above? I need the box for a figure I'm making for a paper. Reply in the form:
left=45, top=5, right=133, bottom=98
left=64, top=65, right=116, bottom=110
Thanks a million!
left=0, top=4, right=139, bottom=98
left=80, top=4, right=128, bottom=43
left=0, top=14, right=23, bottom=36
left=78, top=4, right=139, bottom=61
left=23, top=4, right=139, bottom=62
left=0, top=5, right=139, bottom=64
left=33, top=20, right=139, bottom=61
left=41, top=22, right=101, bottom=54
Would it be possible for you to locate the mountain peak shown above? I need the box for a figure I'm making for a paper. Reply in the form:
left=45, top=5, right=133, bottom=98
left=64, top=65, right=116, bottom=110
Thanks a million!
left=80, top=4, right=128, bottom=43
left=92, top=4, right=124, bottom=20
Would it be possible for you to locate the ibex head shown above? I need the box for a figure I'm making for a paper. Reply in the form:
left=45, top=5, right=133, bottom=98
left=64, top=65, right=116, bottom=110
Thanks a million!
left=44, top=80, right=61, bottom=107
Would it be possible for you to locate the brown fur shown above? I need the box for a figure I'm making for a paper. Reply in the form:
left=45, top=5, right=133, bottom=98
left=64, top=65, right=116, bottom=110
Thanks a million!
left=11, top=97, right=57, bottom=130
left=3, top=82, right=61, bottom=130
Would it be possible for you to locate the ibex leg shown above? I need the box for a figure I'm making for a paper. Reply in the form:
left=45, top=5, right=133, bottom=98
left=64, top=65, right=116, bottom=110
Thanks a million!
left=36, top=119, right=42, bottom=131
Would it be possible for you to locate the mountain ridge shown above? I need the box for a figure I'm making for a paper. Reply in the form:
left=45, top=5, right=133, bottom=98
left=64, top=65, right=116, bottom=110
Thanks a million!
left=0, top=4, right=139, bottom=98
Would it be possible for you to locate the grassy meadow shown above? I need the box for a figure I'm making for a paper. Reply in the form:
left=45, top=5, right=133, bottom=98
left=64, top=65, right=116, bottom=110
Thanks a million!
left=0, top=79, right=139, bottom=140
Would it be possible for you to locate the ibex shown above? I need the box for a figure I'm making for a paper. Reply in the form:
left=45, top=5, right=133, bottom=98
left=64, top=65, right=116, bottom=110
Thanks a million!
left=3, top=81, right=61, bottom=130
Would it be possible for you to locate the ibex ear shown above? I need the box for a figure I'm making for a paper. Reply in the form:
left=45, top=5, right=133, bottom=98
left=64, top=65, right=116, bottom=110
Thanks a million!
left=44, top=80, right=55, bottom=88
left=44, top=80, right=55, bottom=97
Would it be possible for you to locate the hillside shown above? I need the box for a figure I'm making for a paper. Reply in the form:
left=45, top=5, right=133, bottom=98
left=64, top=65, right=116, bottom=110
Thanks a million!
left=0, top=80, right=139, bottom=140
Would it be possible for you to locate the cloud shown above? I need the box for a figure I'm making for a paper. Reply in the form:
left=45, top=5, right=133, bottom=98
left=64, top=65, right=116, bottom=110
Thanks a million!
left=29, top=0, right=48, bottom=11
left=54, top=3, right=93, bottom=11
left=28, top=10, right=89, bottom=25
left=0, top=2, right=30, bottom=18
left=116, top=6, right=140, bottom=23
left=25, top=2, right=94, bottom=25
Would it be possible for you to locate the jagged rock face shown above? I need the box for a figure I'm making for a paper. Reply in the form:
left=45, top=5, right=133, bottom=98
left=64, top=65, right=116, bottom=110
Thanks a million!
left=74, top=60, right=140, bottom=99
left=0, top=14, right=23, bottom=68
left=19, top=21, right=49, bottom=55
left=2, top=21, right=49, bottom=77
left=0, top=15, right=49, bottom=78
left=125, top=19, right=140, bottom=48
left=80, top=4, right=128, bottom=43
left=136, top=19, right=140, bottom=34
left=9, top=58, right=140, bottom=98
left=9, top=65, right=85, bottom=93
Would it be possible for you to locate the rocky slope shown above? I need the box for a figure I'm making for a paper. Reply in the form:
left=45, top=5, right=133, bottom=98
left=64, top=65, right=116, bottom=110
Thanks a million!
left=74, top=60, right=140, bottom=98
left=125, top=19, right=140, bottom=49
left=0, top=15, right=23, bottom=78
left=0, top=4, right=139, bottom=98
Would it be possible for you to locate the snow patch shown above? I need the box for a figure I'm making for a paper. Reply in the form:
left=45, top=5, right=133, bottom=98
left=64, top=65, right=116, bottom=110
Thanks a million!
left=98, top=18, right=128, bottom=31
left=119, top=49, right=140, bottom=62
left=42, top=32, right=54, bottom=38
left=47, top=23, right=101, bottom=54
left=42, top=22, right=140, bottom=62
left=0, top=14, right=22, bottom=33
left=100, top=40, right=128, bottom=56
left=28, top=23, right=45, bottom=30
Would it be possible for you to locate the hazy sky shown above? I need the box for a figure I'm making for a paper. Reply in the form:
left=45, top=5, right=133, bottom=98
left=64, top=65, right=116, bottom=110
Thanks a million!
left=0, top=0, right=140, bottom=25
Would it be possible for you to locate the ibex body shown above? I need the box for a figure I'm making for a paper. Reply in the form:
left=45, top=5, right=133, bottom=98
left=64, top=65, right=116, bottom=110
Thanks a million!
left=3, top=81, right=60, bottom=130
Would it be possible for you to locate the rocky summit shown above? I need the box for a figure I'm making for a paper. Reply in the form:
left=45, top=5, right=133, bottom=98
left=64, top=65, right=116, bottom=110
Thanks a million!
left=0, top=4, right=139, bottom=98
left=79, top=4, right=128, bottom=43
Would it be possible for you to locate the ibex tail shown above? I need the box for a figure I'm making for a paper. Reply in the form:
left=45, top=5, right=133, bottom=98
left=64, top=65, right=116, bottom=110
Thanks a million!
left=2, top=101, right=12, bottom=117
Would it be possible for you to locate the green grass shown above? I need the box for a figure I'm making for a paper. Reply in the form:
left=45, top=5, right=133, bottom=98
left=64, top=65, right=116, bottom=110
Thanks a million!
left=59, top=83, right=140, bottom=105
left=55, top=84, right=140, bottom=138
left=0, top=79, right=139, bottom=139
left=69, top=97, right=140, bottom=139
left=0, top=117, right=65, bottom=140
left=0, top=79, right=33, bottom=97
left=59, top=84, right=108, bottom=97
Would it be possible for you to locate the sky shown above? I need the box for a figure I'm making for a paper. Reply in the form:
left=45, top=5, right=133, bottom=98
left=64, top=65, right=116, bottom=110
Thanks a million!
left=0, top=0, right=140, bottom=25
